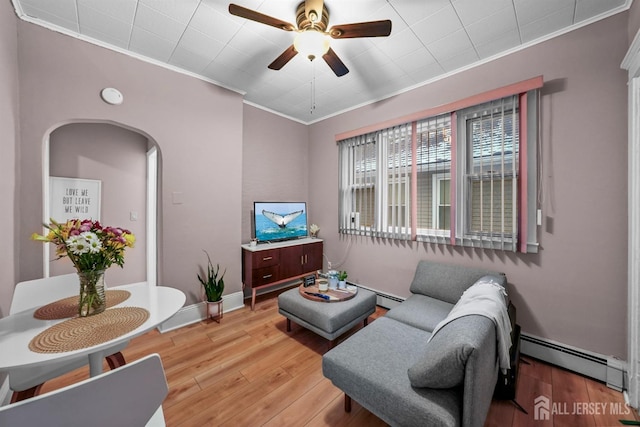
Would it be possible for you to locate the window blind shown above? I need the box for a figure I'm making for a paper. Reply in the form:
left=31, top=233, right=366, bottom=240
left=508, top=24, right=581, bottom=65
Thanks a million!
left=338, top=124, right=413, bottom=240
left=415, top=113, right=452, bottom=244
left=338, top=133, right=376, bottom=235
left=459, top=95, right=519, bottom=250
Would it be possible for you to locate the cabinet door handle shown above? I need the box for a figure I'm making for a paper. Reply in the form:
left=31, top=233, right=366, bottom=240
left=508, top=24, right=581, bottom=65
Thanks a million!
left=301, top=256, right=304, bottom=265
left=305, top=254, right=308, bottom=264
left=262, top=256, right=273, bottom=261
left=262, top=274, right=273, bottom=279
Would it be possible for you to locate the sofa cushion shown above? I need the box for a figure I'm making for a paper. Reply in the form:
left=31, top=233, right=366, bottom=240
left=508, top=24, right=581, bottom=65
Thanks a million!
left=323, top=317, right=462, bottom=427
left=409, top=260, right=505, bottom=304
left=407, top=314, right=492, bottom=389
left=385, top=294, right=454, bottom=332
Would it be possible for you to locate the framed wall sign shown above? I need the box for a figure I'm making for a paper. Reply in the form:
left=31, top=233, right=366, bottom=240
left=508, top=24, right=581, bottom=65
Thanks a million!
left=50, top=177, right=101, bottom=222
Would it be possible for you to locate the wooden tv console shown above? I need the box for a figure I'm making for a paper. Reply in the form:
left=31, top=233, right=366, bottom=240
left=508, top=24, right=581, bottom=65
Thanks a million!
left=241, top=238, right=323, bottom=310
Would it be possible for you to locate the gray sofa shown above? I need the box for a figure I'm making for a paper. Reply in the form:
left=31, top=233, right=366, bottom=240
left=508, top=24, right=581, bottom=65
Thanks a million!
left=322, top=260, right=508, bottom=427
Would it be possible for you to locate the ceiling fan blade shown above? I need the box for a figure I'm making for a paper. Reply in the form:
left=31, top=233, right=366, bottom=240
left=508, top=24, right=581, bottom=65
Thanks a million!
left=329, top=20, right=392, bottom=39
left=229, top=4, right=296, bottom=31
left=323, top=48, right=349, bottom=77
left=268, top=45, right=298, bottom=70
left=305, top=0, right=324, bottom=23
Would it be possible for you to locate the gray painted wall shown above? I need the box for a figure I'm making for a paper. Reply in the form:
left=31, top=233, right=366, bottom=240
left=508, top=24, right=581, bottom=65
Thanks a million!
left=0, top=0, right=18, bottom=319
left=0, top=0, right=19, bottom=390
left=241, top=104, right=310, bottom=245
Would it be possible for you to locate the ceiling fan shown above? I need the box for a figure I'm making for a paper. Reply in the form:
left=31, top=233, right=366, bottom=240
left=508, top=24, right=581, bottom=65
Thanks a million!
left=228, top=0, right=392, bottom=77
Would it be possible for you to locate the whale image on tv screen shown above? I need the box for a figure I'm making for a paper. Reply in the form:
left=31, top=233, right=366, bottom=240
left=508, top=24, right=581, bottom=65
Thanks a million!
left=253, top=202, right=308, bottom=242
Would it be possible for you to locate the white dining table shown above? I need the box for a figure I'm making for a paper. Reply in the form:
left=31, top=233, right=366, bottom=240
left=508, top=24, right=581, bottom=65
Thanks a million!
left=0, top=282, right=185, bottom=377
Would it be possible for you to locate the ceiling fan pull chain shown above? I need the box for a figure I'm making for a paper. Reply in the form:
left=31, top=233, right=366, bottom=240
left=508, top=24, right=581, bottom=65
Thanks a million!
left=310, top=61, right=316, bottom=114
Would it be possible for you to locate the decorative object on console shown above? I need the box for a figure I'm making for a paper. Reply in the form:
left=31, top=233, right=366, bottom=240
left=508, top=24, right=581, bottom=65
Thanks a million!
left=197, top=250, right=225, bottom=322
left=253, top=201, right=308, bottom=242
left=327, top=269, right=339, bottom=290
left=309, top=223, right=319, bottom=238
left=32, top=219, right=135, bottom=317
left=338, top=271, right=348, bottom=289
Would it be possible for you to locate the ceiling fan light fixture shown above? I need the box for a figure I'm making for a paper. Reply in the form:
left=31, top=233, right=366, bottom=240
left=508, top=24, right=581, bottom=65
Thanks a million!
left=294, top=30, right=330, bottom=61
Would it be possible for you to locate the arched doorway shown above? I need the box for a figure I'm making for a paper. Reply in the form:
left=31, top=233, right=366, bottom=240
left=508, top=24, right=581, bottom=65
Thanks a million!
left=42, top=121, right=159, bottom=287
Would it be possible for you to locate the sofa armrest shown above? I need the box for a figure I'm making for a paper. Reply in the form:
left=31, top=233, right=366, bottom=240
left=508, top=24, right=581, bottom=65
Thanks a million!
left=461, top=316, right=499, bottom=427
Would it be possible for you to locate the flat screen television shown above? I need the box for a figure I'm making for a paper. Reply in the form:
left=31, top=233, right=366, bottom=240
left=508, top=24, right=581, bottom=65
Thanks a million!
left=253, top=201, right=308, bottom=243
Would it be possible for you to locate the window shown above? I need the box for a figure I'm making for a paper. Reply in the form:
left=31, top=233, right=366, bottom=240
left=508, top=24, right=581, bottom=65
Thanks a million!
left=433, top=175, right=451, bottom=231
left=337, top=78, right=541, bottom=253
left=415, top=114, right=452, bottom=241
left=338, top=123, right=413, bottom=240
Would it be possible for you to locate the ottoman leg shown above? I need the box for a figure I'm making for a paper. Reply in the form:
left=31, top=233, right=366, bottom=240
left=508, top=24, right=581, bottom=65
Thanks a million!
left=345, top=394, right=352, bottom=412
left=286, top=318, right=291, bottom=332
left=364, top=317, right=369, bottom=326
left=328, top=339, right=335, bottom=350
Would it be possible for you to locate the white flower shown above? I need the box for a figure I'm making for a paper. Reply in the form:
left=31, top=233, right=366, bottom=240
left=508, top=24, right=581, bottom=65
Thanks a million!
left=66, top=235, right=90, bottom=255
left=310, top=224, right=320, bottom=233
left=80, top=232, right=102, bottom=254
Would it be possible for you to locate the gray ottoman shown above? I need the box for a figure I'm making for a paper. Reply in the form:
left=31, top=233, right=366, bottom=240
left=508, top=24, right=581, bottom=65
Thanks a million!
left=278, top=287, right=377, bottom=348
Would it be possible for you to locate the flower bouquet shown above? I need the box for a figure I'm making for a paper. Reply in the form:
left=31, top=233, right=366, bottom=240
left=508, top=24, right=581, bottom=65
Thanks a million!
left=32, top=219, right=135, bottom=316
left=309, top=223, right=320, bottom=238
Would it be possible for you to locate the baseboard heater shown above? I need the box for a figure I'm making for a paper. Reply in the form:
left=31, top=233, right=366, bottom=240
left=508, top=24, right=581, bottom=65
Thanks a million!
left=354, top=283, right=404, bottom=310
left=520, top=333, right=626, bottom=391
left=354, top=284, right=626, bottom=391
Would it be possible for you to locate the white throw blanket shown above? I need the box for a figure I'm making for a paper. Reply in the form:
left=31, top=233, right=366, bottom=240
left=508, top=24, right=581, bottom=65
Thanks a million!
left=428, top=277, right=512, bottom=374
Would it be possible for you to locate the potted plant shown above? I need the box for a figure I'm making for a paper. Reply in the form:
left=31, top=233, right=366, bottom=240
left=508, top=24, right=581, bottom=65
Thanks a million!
left=197, top=250, right=225, bottom=322
left=338, top=270, right=348, bottom=289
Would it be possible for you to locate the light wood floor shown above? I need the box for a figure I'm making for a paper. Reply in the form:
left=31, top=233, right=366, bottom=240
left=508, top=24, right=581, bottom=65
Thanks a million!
left=42, top=290, right=640, bottom=426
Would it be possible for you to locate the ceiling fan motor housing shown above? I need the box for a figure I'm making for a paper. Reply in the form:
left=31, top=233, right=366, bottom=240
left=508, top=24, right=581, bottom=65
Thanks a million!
left=296, top=1, right=329, bottom=31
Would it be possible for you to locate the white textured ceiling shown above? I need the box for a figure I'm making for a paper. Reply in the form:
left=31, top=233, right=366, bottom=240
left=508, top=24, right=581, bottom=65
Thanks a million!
left=12, top=0, right=630, bottom=124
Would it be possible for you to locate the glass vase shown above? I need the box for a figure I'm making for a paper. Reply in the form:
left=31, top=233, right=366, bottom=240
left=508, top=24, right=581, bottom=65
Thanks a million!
left=78, top=269, right=106, bottom=317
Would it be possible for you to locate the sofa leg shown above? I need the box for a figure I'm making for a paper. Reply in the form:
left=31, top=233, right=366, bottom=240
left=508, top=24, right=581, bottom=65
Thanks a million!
left=344, top=394, right=352, bottom=412
left=364, top=317, right=369, bottom=326
left=328, top=339, right=335, bottom=350
left=286, top=318, right=291, bottom=332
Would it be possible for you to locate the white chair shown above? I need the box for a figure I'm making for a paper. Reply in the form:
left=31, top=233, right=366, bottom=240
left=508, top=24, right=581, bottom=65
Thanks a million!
left=8, top=273, right=128, bottom=402
left=0, top=353, right=168, bottom=427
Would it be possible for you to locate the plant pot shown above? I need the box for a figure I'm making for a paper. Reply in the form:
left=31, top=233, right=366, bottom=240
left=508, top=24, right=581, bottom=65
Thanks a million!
left=338, top=280, right=347, bottom=289
left=205, top=299, right=223, bottom=323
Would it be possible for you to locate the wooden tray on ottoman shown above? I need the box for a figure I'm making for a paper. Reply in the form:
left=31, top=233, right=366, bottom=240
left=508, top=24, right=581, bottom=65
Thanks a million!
left=299, top=284, right=357, bottom=302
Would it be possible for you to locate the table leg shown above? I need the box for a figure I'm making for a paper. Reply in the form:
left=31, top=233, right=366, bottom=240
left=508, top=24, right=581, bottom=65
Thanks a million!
left=89, top=352, right=104, bottom=377
left=251, top=288, right=256, bottom=311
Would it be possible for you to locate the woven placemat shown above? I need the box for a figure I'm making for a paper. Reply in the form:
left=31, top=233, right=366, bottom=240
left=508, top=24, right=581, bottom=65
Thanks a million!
left=33, top=290, right=132, bottom=320
left=29, top=307, right=149, bottom=354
